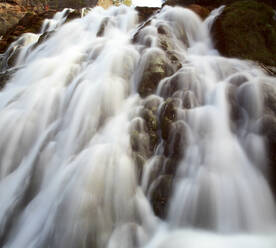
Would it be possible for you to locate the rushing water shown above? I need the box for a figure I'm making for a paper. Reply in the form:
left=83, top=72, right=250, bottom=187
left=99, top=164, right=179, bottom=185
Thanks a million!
left=0, top=5, right=275, bottom=248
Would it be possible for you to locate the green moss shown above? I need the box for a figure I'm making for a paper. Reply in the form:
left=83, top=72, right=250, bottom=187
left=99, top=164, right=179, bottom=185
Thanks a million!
left=213, top=0, right=276, bottom=66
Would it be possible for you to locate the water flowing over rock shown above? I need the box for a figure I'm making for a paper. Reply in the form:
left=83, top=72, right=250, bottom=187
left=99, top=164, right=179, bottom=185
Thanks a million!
left=0, top=4, right=276, bottom=248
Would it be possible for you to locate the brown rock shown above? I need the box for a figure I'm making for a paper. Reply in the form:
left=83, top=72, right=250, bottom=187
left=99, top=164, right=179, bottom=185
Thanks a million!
left=187, top=4, right=210, bottom=19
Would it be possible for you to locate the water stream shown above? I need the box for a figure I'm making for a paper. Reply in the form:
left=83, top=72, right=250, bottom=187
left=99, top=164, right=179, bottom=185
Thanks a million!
left=0, top=5, right=275, bottom=248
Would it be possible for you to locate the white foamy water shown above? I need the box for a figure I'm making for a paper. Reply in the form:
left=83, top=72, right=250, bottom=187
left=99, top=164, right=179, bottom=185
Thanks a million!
left=0, top=5, right=275, bottom=248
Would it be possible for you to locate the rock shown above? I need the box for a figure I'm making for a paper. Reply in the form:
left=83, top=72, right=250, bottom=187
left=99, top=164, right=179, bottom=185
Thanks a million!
left=0, top=10, right=56, bottom=54
left=143, top=95, right=162, bottom=114
left=48, top=0, right=97, bottom=10
left=262, top=81, right=276, bottom=116
left=138, top=50, right=174, bottom=97
left=259, top=63, right=276, bottom=77
left=0, top=2, right=26, bottom=37
left=135, top=7, right=159, bottom=22
left=258, top=82, right=276, bottom=197
left=140, top=108, right=159, bottom=151
left=133, top=152, right=146, bottom=183
left=174, top=90, right=199, bottom=109
left=212, top=0, right=276, bottom=66
left=258, top=114, right=276, bottom=196
left=33, top=30, right=54, bottom=49
left=96, top=17, right=109, bottom=37
left=0, top=67, right=17, bottom=89
left=159, top=98, right=179, bottom=140
left=187, top=4, right=210, bottom=19
left=164, top=120, right=188, bottom=159
left=65, top=9, right=82, bottom=23
left=130, top=130, right=151, bottom=158
left=0, top=40, right=8, bottom=54
left=149, top=174, right=173, bottom=218
left=237, top=82, right=261, bottom=120
left=158, top=32, right=182, bottom=70
left=164, top=0, right=276, bottom=9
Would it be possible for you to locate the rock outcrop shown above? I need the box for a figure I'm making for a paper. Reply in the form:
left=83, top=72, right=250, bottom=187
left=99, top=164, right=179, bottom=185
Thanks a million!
left=212, top=0, right=276, bottom=66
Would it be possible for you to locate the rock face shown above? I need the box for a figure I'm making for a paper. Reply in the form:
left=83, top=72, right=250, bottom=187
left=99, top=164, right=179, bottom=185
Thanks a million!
left=48, top=0, right=97, bottom=10
left=0, top=10, right=56, bottom=53
left=0, top=2, right=26, bottom=36
left=212, top=0, right=276, bottom=66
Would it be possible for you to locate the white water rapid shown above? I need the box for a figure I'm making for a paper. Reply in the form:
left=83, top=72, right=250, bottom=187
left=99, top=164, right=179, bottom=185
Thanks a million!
left=0, top=4, right=275, bottom=248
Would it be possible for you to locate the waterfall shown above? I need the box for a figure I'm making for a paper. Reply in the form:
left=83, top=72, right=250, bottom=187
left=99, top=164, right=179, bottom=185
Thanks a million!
left=0, top=4, right=275, bottom=248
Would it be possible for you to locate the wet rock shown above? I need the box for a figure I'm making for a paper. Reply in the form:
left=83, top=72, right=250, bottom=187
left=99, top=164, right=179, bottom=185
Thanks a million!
left=138, top=50, right=174, bottom=97
left=97, top=17, right=109, bottom=37
left=0, top=71, right=11, bottom=89
left=130, top=130, right=151, bottom=158
left=143, top=95, right=162, bottom=114
left=135, top=7, right=159, bottom=22
left=65, top=9, right=82, bottom=23
left=149, top=174, right=173, bottom=218
left=187, top=4, right=210, bottom=19
left=158, top=33, right=182, bottom=71
left=163, top=157, right=179, bottom=176
left=178, top=90, right=199, bottom=109
left=140, top=108, right=159, bottom=151
left=141, top=108, right=158, bottom=133
left=237, top=82, right=261, bottom=120
left=257, top=82, right=276, bottom=197
left=259, top=63, right=276, bottom=77
left=262, top=82, right=276, bottom=116
left=228, top=74, right=248, bottom=87
left=212, top=0, right=276, bottom=66
left=0, top=67, right=17, bottom=89
left=145, top=156, right=165, bottom=189
left=159, top=98, right=179, bottom=140
left=165, top=0, right=276, bottom=9
left=0, top=10, right=56, bottom=53
left=50, top=0, right=97, bottom=10
left=258, top=115, right=276, bottom=196
left=227, top=84, right=242, bottom=127
left=157, top=24, right=171, bottom=36
left=133, top=152, right=146, bottom=183
left=164, top=120, right=188, bottom=159
left=33, top=30, right=54, bottom=49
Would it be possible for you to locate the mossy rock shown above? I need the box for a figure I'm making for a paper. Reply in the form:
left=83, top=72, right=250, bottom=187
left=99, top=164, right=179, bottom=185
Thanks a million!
left=212, top=0, right=276, bottom=66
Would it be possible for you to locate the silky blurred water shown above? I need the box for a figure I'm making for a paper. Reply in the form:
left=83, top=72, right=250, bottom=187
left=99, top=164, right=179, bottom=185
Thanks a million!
left=0, top=5, right=275, bottom=248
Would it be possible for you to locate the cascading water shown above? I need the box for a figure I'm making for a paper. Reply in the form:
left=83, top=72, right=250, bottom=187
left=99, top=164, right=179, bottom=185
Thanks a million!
left=0, top=4, right=275, bottom=248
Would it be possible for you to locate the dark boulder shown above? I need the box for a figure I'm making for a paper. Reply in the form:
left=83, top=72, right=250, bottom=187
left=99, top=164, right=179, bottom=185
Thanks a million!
left=212, top=0, right=276, bottom=66
left=149, top=174, right=173, bottom=218
left=135, top=7, right=159, bottom=22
